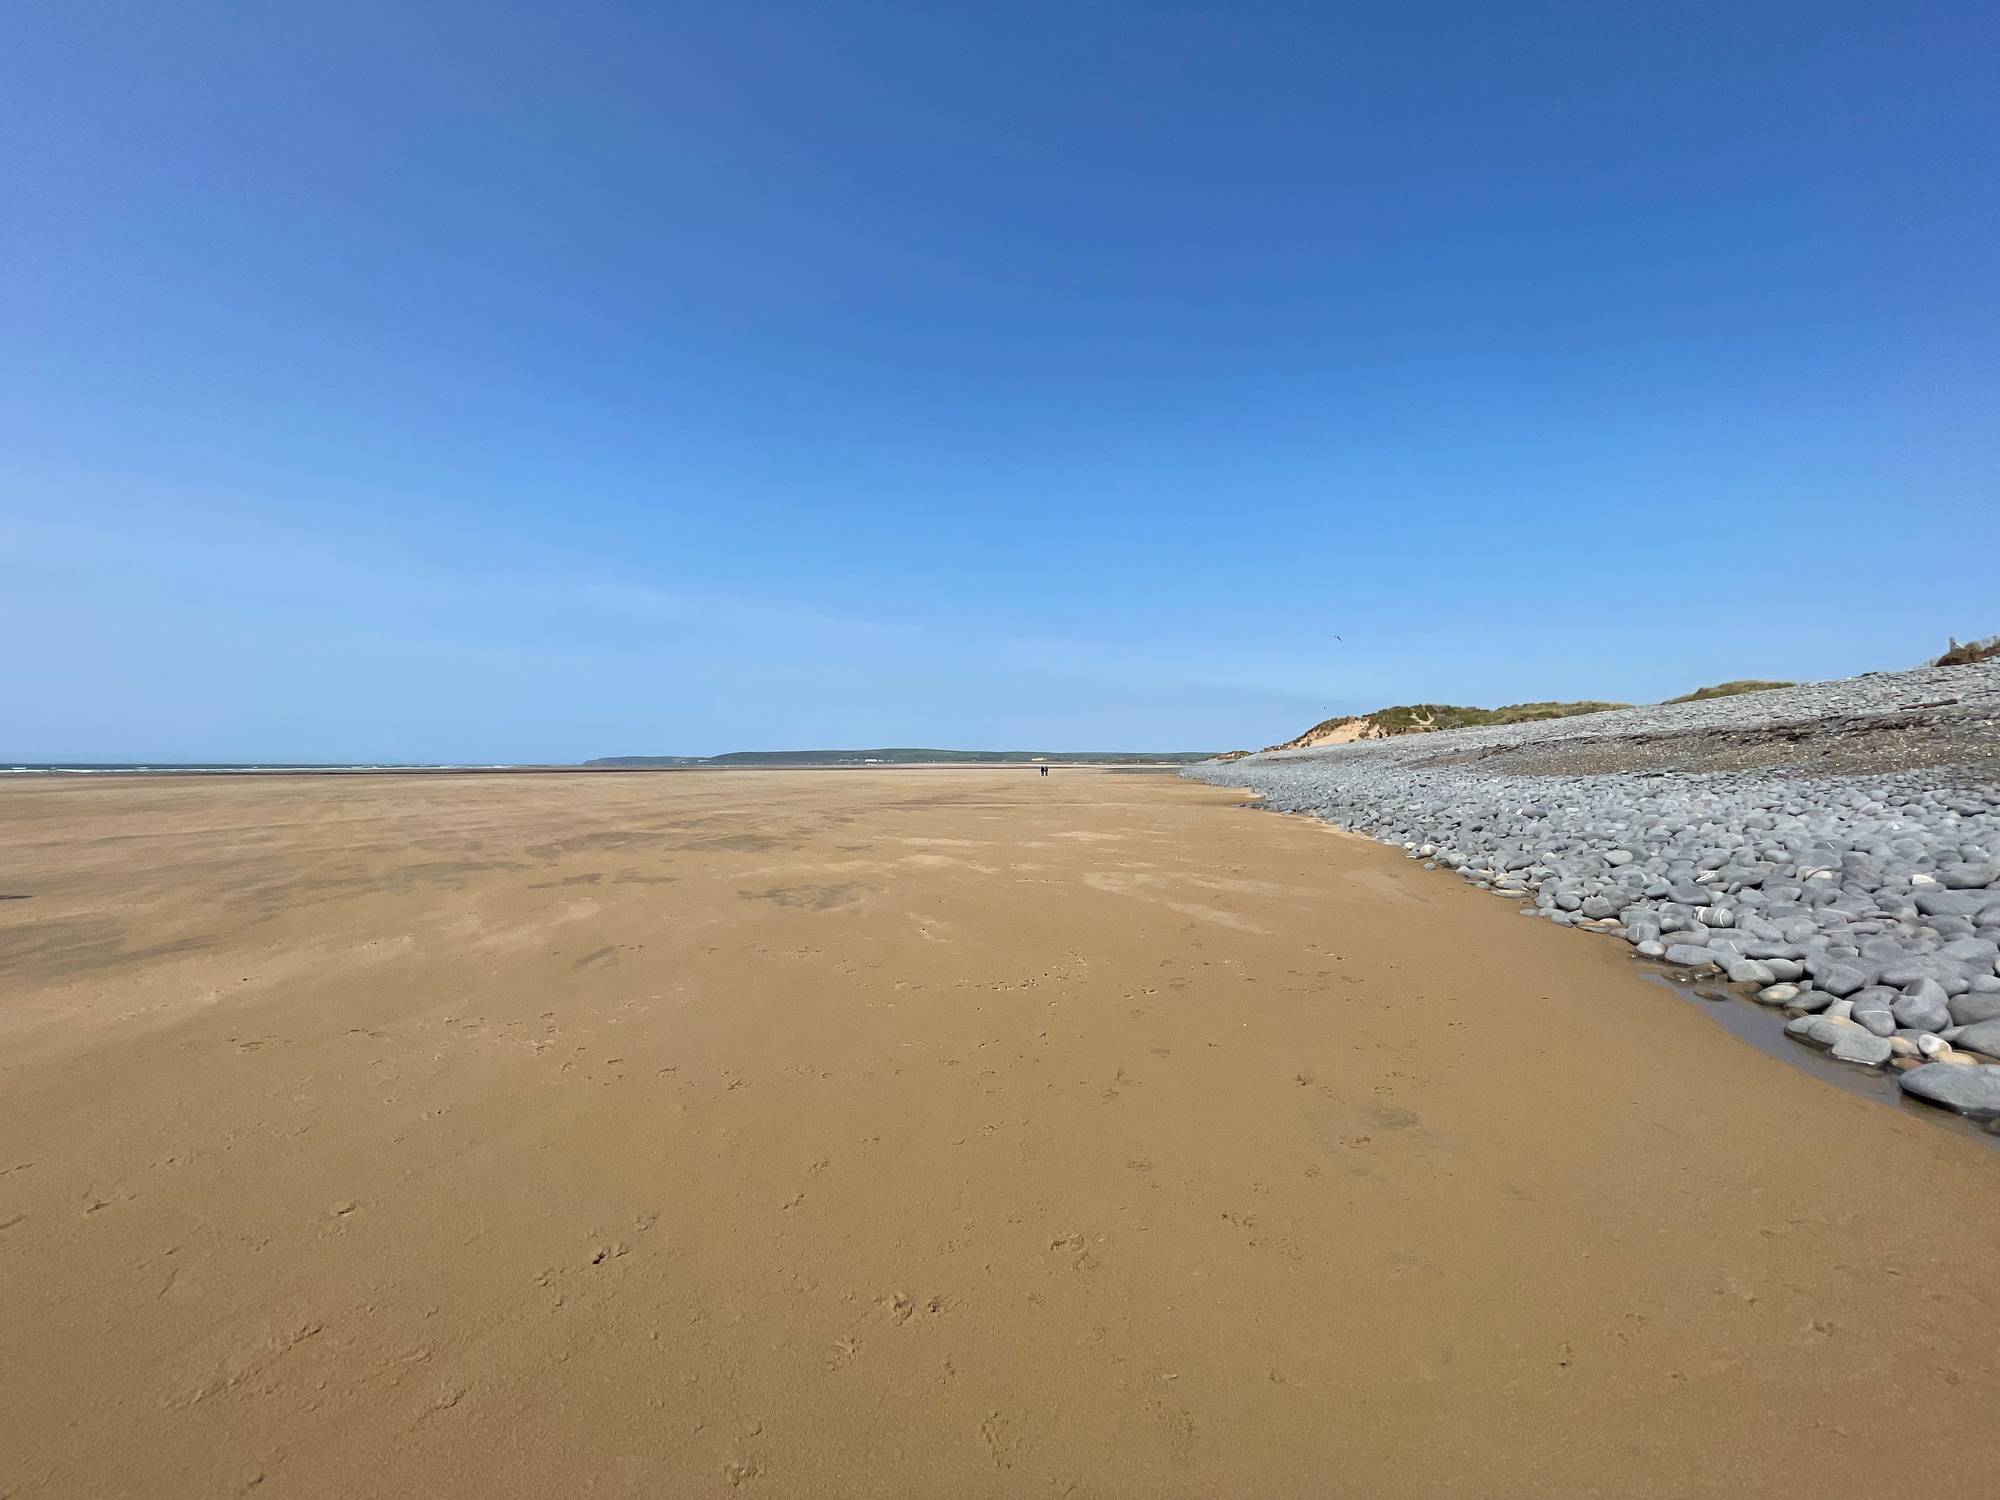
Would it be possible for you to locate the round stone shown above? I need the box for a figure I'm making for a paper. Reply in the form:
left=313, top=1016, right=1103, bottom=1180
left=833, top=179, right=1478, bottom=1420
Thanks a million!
left=1899, top=1062, right=2000, bottom=1119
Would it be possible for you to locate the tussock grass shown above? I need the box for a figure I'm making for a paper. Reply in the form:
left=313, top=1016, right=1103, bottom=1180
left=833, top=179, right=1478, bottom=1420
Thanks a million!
left=1935, top=636, right=2000, bottom=668
left=1662, top=680, right=1794, bottom=703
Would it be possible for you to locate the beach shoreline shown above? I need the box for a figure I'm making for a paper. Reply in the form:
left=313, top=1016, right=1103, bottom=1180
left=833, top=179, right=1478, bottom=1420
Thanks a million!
left=1189, top=659, right=2000, bottom=1123
left=5, top=767, right=1998, bottom=1496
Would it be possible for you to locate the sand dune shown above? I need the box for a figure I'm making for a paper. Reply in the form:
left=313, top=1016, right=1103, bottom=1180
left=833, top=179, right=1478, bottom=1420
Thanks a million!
left=3, top=768, right=1998, bottom=1497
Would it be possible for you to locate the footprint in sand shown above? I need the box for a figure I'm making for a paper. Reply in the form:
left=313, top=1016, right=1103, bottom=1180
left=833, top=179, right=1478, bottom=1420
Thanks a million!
left=1153, top=1402, right=1198, bottom=1465
left=978, top=1412, right=1018, bottom=1469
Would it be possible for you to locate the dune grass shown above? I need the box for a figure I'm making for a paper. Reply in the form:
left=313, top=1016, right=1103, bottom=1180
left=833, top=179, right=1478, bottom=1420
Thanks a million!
left=1662, top=680, right=1795, bottom=704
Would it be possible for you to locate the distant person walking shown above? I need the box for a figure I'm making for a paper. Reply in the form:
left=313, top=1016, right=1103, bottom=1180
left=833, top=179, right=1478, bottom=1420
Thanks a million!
left=1040, top=765, right=1048, bottom=776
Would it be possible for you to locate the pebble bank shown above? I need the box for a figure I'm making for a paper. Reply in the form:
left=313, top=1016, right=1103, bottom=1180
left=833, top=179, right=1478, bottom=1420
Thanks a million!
left=1186, top=659, right=2000, bottom=1122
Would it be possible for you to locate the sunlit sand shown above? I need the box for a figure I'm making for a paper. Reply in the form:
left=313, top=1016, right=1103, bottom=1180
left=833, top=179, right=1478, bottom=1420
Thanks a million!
left=5, top=768, right=1997, bottom=1497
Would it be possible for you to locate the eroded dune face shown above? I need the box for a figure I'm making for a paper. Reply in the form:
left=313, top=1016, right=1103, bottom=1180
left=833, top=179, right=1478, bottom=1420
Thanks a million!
left=4, top=766, right=1999, bottom=1499
left=1294, top=716, right=1395, bottom=747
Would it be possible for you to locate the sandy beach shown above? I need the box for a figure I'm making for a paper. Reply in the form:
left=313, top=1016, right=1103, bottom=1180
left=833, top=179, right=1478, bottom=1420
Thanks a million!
left=4, top=766, right=1998, bottom=1498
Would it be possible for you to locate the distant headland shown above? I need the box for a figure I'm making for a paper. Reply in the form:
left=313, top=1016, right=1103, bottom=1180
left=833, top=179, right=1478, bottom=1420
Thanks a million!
left=586, top=748, right=1217, bottom=768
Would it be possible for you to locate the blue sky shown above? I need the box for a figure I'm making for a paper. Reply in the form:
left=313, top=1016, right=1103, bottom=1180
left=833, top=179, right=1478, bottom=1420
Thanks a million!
left=3, top=0, right=1995, bottom=761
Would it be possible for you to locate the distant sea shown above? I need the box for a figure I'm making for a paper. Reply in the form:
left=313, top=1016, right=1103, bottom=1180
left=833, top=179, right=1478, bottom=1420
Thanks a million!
left=1, top=763, right=529, bottom=775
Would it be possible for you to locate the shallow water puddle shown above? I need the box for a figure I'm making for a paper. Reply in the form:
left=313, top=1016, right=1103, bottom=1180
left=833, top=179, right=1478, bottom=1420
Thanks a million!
left=1637, top=969, right=2000, bottom=1151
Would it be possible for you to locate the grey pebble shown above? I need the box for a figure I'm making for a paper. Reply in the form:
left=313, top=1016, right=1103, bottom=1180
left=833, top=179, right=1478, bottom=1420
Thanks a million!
left=1898, top=1062, right=2000, bottom=1119
left=1949, top=1018, right=2000, bottom=1059
left=1849, top=997, right=1898, bottom=1037
left=1948, top=992, right=2000, bottom=1026
left=1828, top=1029, right=1895, bottom=1066
left=1892, top=979, right=1953, bottom=1033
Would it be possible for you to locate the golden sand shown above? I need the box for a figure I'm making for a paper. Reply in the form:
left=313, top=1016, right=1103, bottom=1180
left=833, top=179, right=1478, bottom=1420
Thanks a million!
left=3, top=768, right=1997, bottom=1497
